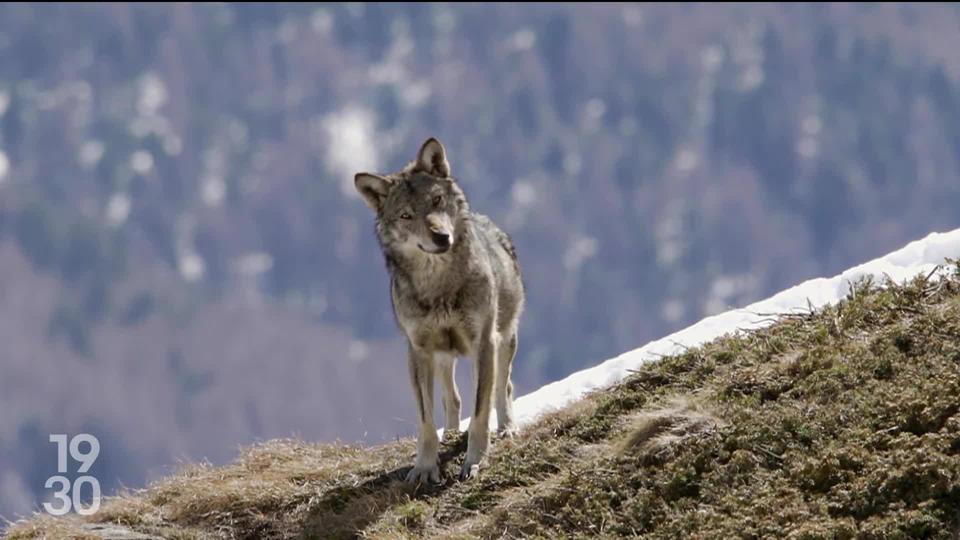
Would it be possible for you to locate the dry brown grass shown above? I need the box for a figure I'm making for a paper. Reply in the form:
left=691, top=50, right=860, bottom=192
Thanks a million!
left=615, top=397, right=723, bottom=458
left=8, top=261, right=960, bottom=539
left=6, top=438, right=418, bottom=539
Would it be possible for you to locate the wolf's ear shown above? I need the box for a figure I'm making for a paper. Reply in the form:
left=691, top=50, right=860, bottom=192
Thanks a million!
left=354, top=173, right=394, bottom=212
left=416, top=138, right=451, bottom=177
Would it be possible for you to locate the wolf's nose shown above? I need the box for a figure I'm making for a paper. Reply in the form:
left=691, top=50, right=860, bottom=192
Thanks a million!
left=431, top=231, right=451, bottom=248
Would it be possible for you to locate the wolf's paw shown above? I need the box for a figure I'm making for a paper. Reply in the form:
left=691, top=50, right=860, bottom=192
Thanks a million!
left=497, top=424, right=519, bottom=439
left=405, top=463, right=440, bottom=485
left=459, top=460, right=480, bottom=480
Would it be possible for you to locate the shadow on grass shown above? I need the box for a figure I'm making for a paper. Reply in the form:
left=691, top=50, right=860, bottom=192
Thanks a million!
left=298, top=435, right=469, bottom=539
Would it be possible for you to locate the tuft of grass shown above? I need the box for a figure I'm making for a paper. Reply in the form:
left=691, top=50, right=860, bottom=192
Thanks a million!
left=8, top=260, right=960, bottom=539
left=615, top=398, right=723, bottom=459
left=395, top=501, right=427, bottom=530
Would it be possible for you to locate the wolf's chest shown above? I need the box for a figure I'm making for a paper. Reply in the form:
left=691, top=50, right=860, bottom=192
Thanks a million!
left=392, top=284, right=475, bottom=356
left=400, top=309, right=475, bottom=356
left=412, top=323, right=473, bottom=356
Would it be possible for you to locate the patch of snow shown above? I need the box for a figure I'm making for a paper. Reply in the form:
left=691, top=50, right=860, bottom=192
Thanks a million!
left=201, top=175, right=226, bottom=207
left=583, top=98, right=606, bottom=131
left=105, top=192, right=131, bottom=226
left=675, top=148, right=699, bottom=173
left=661, top=298, right=685, bottom=324
left=130, top=150, right=154, bottom=175
left=319, top=107, right=379, bottom=197
left=137, top=72, right=168, bottom=117
left=511, top=181, right=536, bottom=208
left=79, top=140, right=105, bottom=168
left=311, top=9, right=333, bottom=34
left=178, top=253, right=205, bottom=283
left=701, top=44, right=724, bottom=73
left=563, top=235, right=598, bottom=272
left=510, top=28, right=536, bottom=52
left=459, top=228, right=960, bottom=432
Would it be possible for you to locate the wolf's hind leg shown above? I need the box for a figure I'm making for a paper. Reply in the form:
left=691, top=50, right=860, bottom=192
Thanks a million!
left=435, top=352, right=461, bottom=435
left=495, top=330, right=518, bottom=436
left=405, top=344, right=440, bottom=485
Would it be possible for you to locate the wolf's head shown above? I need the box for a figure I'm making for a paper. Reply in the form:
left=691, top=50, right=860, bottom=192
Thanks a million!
left=355, top=138, right=468, bottom=256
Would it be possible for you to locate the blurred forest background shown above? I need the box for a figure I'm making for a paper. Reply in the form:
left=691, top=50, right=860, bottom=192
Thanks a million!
left=2, top=2, right=960, bottom=520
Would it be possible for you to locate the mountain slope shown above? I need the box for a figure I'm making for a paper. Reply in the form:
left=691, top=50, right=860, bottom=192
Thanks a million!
left=483, top=228, right=960, bottom=432
left=7, top=251, right=960, bottom=538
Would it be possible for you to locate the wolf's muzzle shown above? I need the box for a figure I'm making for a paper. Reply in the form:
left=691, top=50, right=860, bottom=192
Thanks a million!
left=431, top=231, right=451, bottom=251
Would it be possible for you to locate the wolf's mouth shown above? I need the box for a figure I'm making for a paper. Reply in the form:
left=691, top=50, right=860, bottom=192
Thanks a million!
left=418, top=244, right=450, bottom=255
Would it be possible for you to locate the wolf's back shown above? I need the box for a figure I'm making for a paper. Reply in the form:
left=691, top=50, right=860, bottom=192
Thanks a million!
left=469, top=212, right=524, bottom=297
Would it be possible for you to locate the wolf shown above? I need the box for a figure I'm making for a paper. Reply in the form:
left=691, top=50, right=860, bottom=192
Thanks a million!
left=354, top=137, right=524, bottom=482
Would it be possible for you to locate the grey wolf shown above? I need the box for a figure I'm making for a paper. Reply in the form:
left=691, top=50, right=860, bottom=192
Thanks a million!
left=354, top=138, right=524, bottom=482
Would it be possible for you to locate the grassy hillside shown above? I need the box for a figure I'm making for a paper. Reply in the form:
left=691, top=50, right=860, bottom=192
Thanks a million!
left=8, top=261, right=960, bottom=539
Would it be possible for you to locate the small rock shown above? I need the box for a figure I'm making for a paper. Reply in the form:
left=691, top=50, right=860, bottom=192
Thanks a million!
left=80, top=524, right=164, bottom=540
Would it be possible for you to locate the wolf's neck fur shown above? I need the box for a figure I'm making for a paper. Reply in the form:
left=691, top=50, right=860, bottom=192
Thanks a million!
left=384, top=215, right=475, bottom=301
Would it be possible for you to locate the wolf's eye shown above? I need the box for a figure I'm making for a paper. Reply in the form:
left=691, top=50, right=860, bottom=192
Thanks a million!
left=400, top=212, right=412, bottom=220
left=433, top=195, right=442, bottom=206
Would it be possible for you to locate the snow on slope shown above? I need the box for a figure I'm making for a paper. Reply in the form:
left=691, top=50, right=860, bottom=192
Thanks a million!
left=461, top=227, right=960, bottom=433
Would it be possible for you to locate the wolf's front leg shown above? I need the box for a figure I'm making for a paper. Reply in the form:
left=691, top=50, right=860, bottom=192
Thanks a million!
left=405, top=344, right=440, bottom=485
left=461, top=324, right=497, bottom=480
